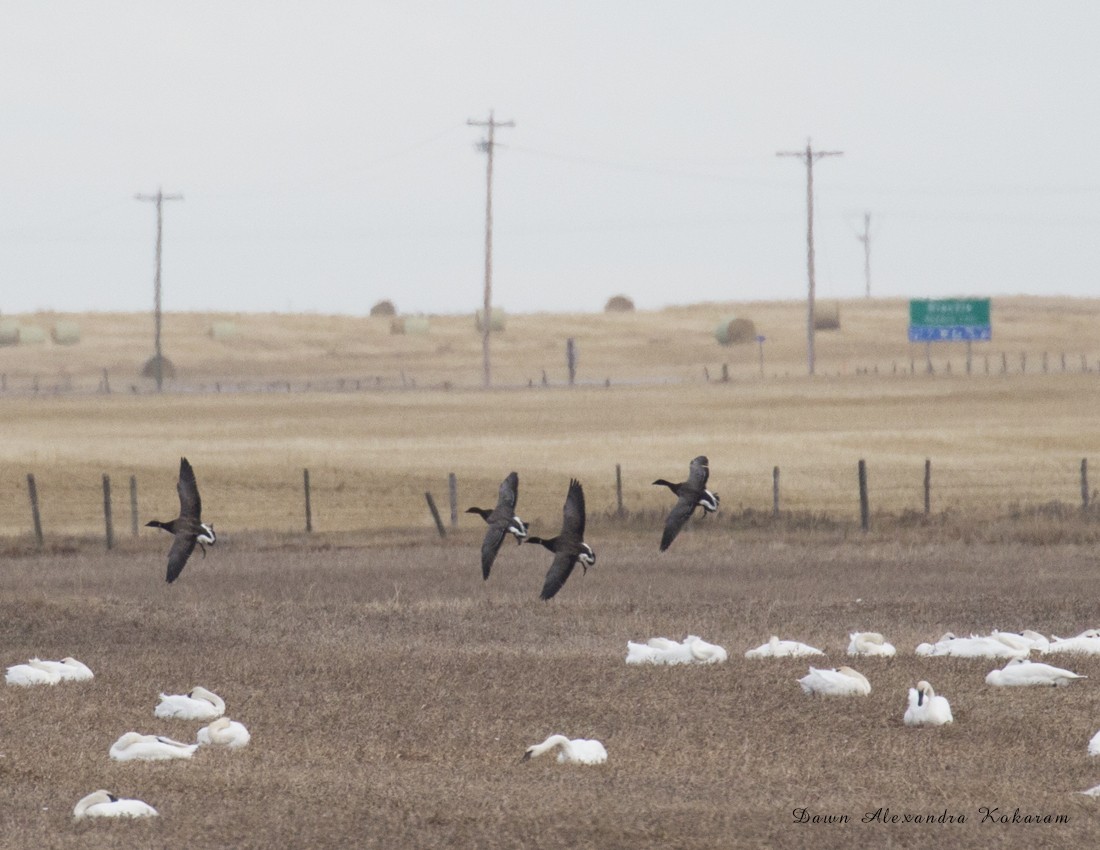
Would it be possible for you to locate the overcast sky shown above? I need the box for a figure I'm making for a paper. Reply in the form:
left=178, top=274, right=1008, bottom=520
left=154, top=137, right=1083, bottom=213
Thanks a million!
left=2, top=2, right=1098, bottom=316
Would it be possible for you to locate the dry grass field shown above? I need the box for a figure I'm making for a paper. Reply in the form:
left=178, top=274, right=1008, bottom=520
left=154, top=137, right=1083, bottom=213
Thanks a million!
left=3, top=296, right=1100, bottom=847
left=4, top=535, right=1100, bottom=849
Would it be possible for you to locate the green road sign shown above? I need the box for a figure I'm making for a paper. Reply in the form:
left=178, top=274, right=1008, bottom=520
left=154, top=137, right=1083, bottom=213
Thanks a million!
left=909, top=298, right=991, bottom=342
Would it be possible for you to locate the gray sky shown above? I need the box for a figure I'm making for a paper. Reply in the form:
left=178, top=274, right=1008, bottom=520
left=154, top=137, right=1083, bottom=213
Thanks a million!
left=2, top=1, right=1098, bottom=316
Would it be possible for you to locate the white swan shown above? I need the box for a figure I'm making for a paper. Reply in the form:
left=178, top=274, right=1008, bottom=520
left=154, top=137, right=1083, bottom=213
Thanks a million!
left=985, top=658, right=1087, bottom=687
left=914, top=632, right=1027, bottom=659
left=903, top=680, right=953, bottom=726
left=625, top=636, right=727, bottom=665
left=745, top=636, right=825, bottom=659
left=73, top=790, right=158, bottom=819
left=196, top=717, right=251, bottom=749
left=1043, top=632, right=1100, bottom=655
left=109, top=732, right=198, bottom=761
left=798, top=665, right=871, bottom=696
left=154, top=686, right=225, bottom=720
left=30, top=657, right=94, bottom=681
left=1079, top=783, right=1100, bottom=798
left=523, top=734, right=607, bottom=765
left=1087, top=730, right=1100, bottom=756
left=847, top=632, right=896, bottom=657
left=5, top=660, right=62, bottom=686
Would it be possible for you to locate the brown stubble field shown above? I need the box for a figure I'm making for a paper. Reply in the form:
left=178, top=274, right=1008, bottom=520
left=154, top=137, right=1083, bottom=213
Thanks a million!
left=3, top=296, right=1100, bottom=847
left=3, top=534, right=1100, bottom=849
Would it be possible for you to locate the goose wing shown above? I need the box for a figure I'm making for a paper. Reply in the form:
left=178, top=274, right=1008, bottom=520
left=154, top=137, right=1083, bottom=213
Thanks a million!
left=479, top=524, right=508, bottom=580
left=686, top=456, right=710, bottom=495
left=494, top=472, right=519, bottom=515
left=660, top=494, right=696, bottom=551
left=539, top=551, right=578, bottom=601
left=166, top=533, right=197, bottom=583
left=177, top=457, right=202, bottom=522
left=562, top=478, right=586, bottom=540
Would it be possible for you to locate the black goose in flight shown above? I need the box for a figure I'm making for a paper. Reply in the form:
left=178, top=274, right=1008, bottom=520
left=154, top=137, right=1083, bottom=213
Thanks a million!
left=466, top=471, right=528, bottom=580
left=525, top=478, right=595, bottom=600
left=654, top=455, right=717, bottom=551
left=146, top=457, right=216, bottom=583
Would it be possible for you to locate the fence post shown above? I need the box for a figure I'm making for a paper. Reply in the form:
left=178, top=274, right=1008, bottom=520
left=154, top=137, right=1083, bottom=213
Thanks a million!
left=102, top=474, right=114, bottom=550
left=566, top=338, right=577, bottom=386
left=772, top=466, right=780, bottom=518
left=1082, top=459, right=1090, bottom=512
left=425, top=492, right=446, bottom=537
left=924, top=458, right=931, bottom=516
left=615, top=464, right=624, bottom=517
left=129, top=475, right=139, bottom=537
left=858, top=459, right=869, bottom=532
left=303, top=469, right=313, bottom=533
left=1001, top=352, right=1008, bottom=373
left=448, top=473, right=458, bottom=527
left=27, top=473, right=43, bottom=547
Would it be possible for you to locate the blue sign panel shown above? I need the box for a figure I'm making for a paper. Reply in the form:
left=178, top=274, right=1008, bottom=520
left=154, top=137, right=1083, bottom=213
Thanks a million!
left=908, top=325, right=992, bottom=342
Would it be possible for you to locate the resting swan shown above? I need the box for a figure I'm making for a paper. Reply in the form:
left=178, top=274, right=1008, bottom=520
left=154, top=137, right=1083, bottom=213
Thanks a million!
left=985, top=658, right=1086, bottom=687
left=626, top=635, right=728, bottom=665
left=798, top=665, right=871, bottom=696
left=745, top=636, right=825, bottom=659
left=1088, top=730, right=1100, bottom=756
left=1043, top=631, right=1100, bottom=655
left=847, top=632, right=896, bottom=657
left=523, top=734, right=607, bottom=765
left=903, top=680, right=953, bottom=726
left=197, top=717, right=251, bottom=748
left=109, top=732, right=197, bottom=761
left=154, top=686, right=225, bottom=720
left=915, top=632, right=1027, bottom=659
left=30, top=657, right=94, bottom=681
left=5, top=660, right=62, bottom=686
left=73, top=790, right=158, bottom=819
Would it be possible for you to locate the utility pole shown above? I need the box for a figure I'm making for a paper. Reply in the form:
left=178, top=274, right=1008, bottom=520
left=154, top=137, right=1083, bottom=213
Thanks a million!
left=467, top=110, right=514, bottom=388
left=776, top=140, right=843, bottom=376
left=857, top=211, right=871, bottom=299
left=135, top=187, right=183, bottom=391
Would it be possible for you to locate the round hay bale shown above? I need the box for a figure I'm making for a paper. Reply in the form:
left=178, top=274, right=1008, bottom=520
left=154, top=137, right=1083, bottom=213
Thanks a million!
left=390, top=316, right=430, bottom=335
left=51, top=321, right=81, bottom=345
left=141, top=354, right=176, bottom=380
left=714, top=316, right=756, bottom=346
left=370, top=299, right=397, bottom=317
left=0, top=320, right=20, bottom=346
left=17, top=324, right=47, bottom=345
left=474, top=308, right=506, bottom=333
left=604, top=294, right=635, bottom=313
left=814, top=303, right=841, bottom=331
left=209, top=321, right=238, bottom=341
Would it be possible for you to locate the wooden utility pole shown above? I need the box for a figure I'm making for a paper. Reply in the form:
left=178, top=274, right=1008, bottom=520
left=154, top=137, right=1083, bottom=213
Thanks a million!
left=467, top=111, right=514, bottom=388
left=135, top=187, right=183, bottom=391
left=857, top=211, right=871, bottom=299
left=776, top=141, right=843, bottom=376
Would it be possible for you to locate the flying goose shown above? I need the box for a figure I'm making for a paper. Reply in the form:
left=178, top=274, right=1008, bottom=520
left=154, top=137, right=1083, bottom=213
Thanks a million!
left=525, top=479, right=595, bottom=600
left=984, top=658, right=1086, bottom=687
left=798, top=665, right=872, bottom=696
left=654, top=455, right=718, bottom=551
left=146, top=457, right=216, bottom=584
left=109, top=732, right=197, bottom=761
left=73, top=790, right=158, bottom=819
left=196, top=716, right=251, bottom=749
left=4, top=659, right=62, bottom=686
left=523, top=734, right=607, bottom=765
left=154, top=686, right=226, bottom=720
left=903, top=680, right=953, bottom=726
left=466, top=471, right=528, bottom=579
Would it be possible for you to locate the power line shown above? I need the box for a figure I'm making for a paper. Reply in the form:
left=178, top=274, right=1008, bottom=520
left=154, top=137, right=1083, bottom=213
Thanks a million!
left=777, top=140, right=843, bottom=377
left=467, top=110, right=514, bottom=389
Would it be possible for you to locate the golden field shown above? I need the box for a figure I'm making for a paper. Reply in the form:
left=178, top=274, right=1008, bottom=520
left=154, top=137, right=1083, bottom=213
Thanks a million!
left=1, top=296, right=1099, bottom=540
left=3, top=297, right=1100, bottom=848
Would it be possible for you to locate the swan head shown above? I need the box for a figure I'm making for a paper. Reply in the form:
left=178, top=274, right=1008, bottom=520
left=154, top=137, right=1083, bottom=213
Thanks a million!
left=189, top=686, right=224, bottom=707
left=915, top=680, right=934, bottom=705
left=73, top=790, right=114, bottom=818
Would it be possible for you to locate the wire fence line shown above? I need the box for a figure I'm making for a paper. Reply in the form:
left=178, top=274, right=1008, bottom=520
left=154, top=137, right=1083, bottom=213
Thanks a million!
left=1, top=345, right=1100, bottom=397
left=4, top=458, right=1096, bottom=548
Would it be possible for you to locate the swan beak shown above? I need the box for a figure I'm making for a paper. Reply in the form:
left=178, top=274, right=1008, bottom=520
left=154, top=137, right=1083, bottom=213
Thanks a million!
left=521, top=750, right=533, bottom=762
left=917, top=690, right=925, bottom=706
